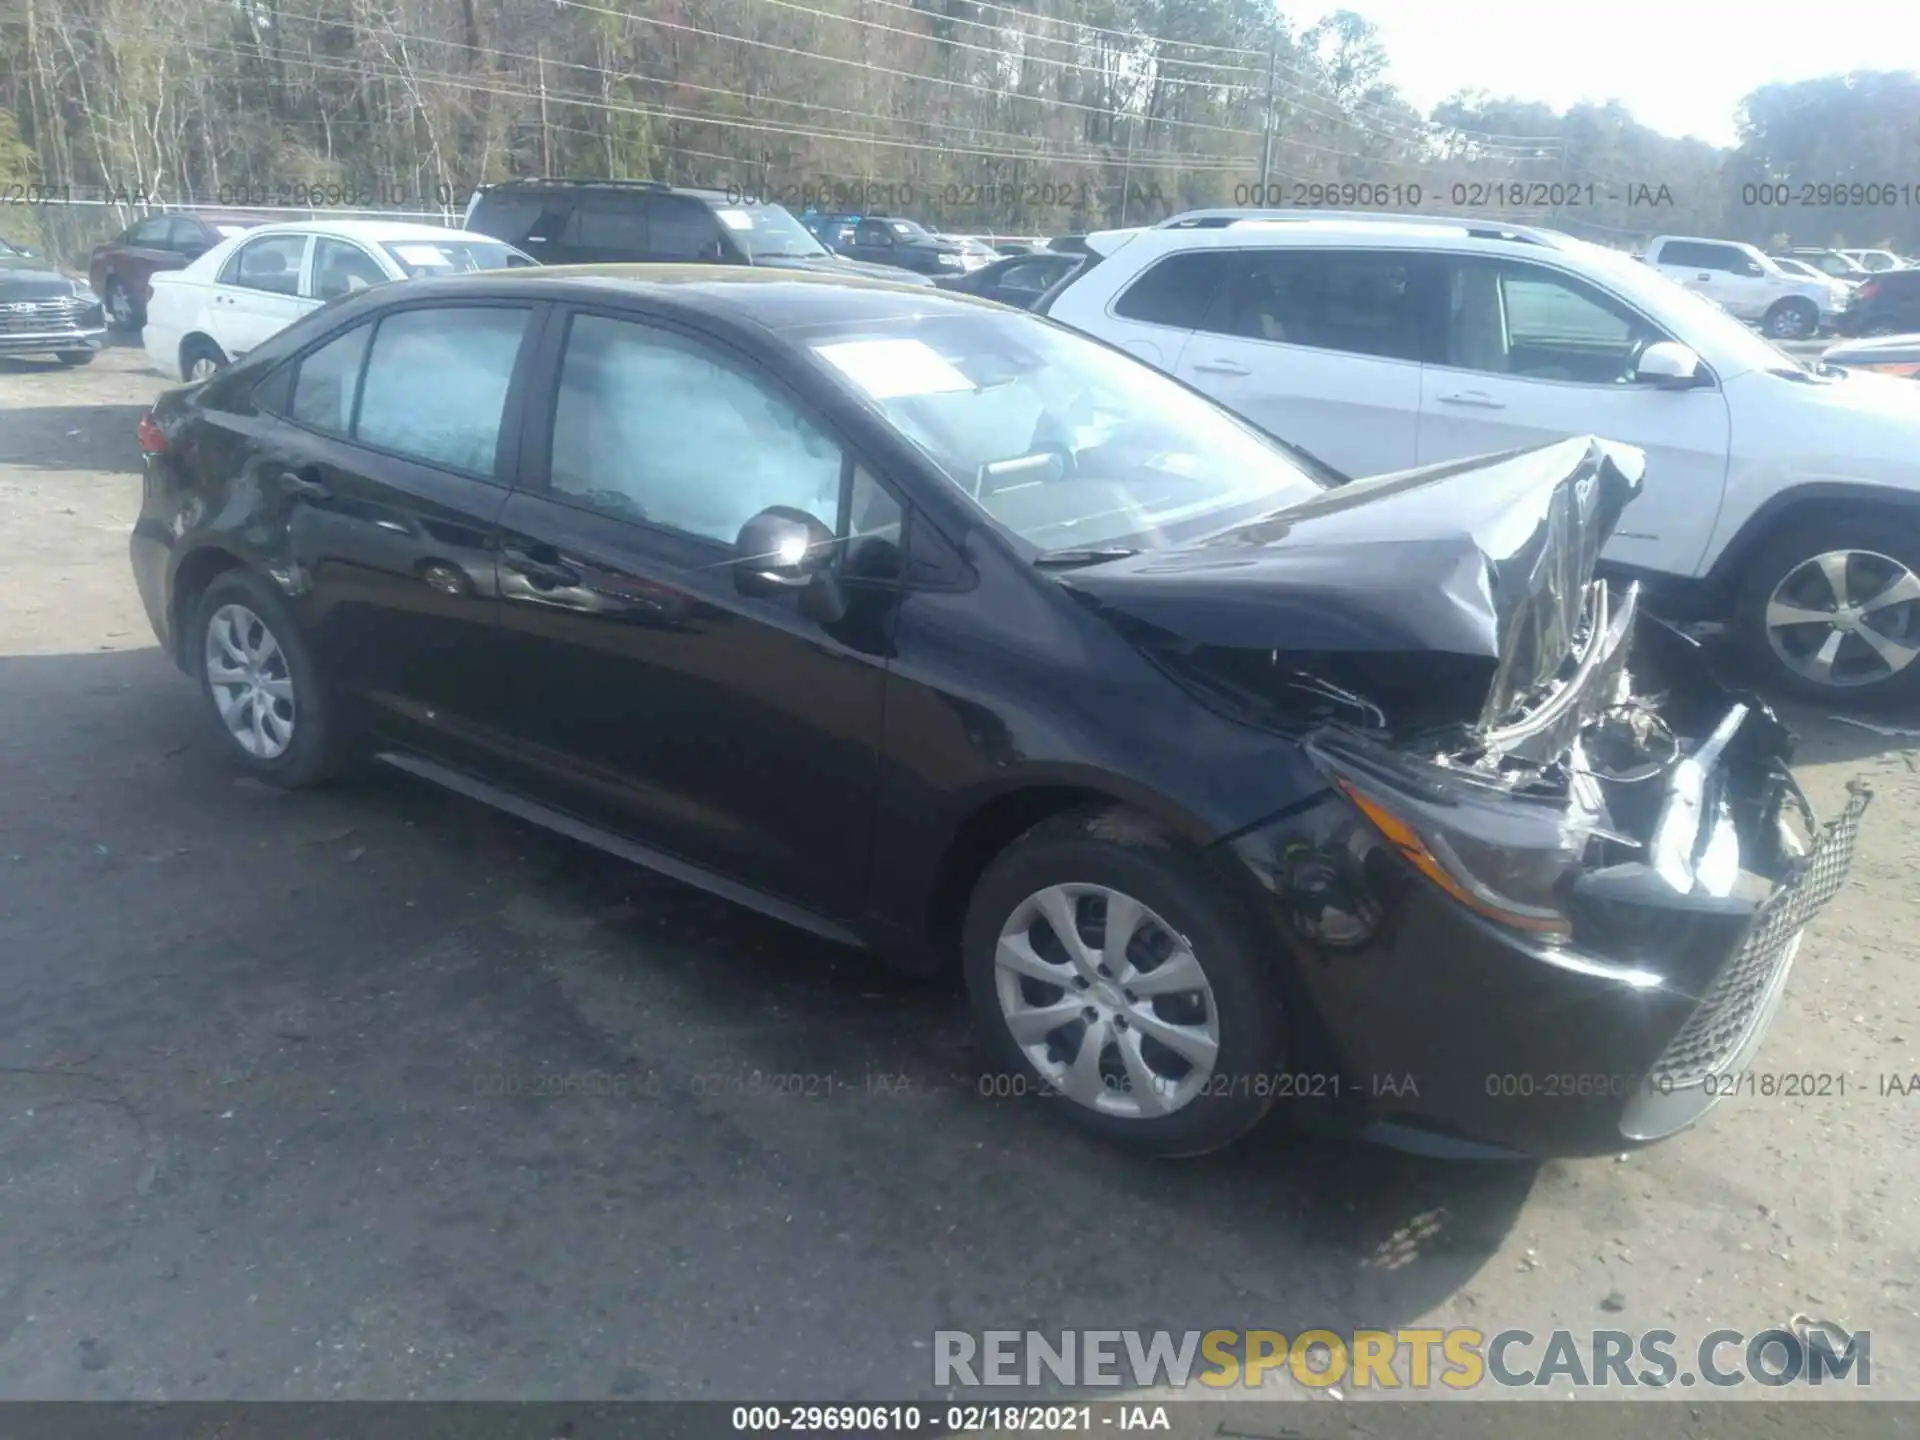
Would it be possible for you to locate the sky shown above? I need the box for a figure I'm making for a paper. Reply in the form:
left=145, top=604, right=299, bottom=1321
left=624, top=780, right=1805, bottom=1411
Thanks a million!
left=1312, top=0, right=1920, bottom=147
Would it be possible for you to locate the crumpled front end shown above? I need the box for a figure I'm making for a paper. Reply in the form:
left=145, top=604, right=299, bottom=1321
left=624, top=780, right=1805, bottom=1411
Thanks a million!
left=1224, top=607, right=1871, bottom=1157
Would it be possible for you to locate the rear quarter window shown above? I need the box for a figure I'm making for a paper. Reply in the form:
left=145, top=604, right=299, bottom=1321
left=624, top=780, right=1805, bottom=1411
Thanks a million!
left=468, top=194, right=545, bottom=244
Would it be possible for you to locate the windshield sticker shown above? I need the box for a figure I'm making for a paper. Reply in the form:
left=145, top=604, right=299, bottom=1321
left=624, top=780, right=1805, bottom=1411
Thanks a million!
left=715, top=209, right=754, bottom=231
left=815, top=339, right=976, bottom=400
left=394, top=244, right=452, bottom=266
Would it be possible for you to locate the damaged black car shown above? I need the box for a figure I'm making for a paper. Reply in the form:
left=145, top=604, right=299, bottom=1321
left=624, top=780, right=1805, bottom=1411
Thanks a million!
left=130, top=272, right=1869, bottom=1159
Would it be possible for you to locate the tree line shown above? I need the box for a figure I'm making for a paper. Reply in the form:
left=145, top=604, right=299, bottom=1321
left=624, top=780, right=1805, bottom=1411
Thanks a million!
left=0, top=0, right=1915, bottom=263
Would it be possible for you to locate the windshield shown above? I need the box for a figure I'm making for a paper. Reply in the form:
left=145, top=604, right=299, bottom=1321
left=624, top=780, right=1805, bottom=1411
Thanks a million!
left=808, top=311, right=1324, bottom=552
left=714, top=205, right=830, bottom=260
left=1574, top=241, right=1808, bottom=376
left=381, top=238, right=527, bottom=275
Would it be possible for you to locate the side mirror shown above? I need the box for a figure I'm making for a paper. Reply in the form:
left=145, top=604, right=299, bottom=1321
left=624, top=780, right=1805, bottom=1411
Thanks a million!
left=1635, top=341, right=1704, bottom=389
left=733, top=506, right=845, bottom=622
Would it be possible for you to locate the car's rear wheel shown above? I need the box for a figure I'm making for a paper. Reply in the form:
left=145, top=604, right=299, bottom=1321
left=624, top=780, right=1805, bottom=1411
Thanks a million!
left=192, top=570, right=346, bottom=787
left=1735, top=515, right=1920, bottom=703
left=181, top=336, right=228, bottom=383
left=1762, top=298, right=1819, bottom=340
left=962, top=809, right=1288, bottom=1157
left=54, top=351, right=97, bottom=367
left=103, top=278, right=143, bottom=330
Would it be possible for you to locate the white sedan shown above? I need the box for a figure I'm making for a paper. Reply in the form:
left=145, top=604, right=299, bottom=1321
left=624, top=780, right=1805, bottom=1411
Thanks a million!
left=144, top=219, right=535, bottom=381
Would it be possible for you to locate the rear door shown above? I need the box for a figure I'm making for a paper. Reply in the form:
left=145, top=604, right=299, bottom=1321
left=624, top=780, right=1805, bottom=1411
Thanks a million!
left=211, top=233, right=315, bottom=355
left=640, top=194, right=730, bottom=262
left=1417, top=254, right=1732, bottom=576
left=563, top=194, right=651, bottom=263
left=490, top=306, right=901, bottom=917
left=261, top=300, right=540, bottom=773
left=1170, top=247, right=1432, bottom=476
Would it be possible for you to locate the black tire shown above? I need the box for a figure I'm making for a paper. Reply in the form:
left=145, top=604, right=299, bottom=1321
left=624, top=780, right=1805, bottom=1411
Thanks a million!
left=104, top=277, right=144, bottom=331
left=180, top=336, right=228, bottom=384
left=191, top=569, right=347, bottom=787
left=54, top=350, right=97, bottom=367
left=1762, top=297, right=1818, bottom=340
left=961, top=807, right=1289, bottom=1157
left=1733, top=513, right=1920, bottom=704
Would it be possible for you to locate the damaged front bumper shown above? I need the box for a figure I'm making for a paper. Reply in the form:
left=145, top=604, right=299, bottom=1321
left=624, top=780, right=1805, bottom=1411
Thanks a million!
left=1223, top=596, right=1871, bottom=1158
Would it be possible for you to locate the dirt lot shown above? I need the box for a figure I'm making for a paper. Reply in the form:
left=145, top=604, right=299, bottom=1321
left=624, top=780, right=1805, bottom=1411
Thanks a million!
left=1, top=344, right=1917, bottom=1418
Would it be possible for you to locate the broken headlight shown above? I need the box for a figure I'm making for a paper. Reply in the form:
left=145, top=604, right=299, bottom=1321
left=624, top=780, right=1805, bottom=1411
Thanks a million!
left=1306, top=734, right=1608, bottom=937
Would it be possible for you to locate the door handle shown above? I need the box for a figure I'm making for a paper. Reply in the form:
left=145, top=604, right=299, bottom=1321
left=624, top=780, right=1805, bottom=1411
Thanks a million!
left=278, top=469, right=330, bottom=500
left=1696, top=272, right=1712, bottom=281
left=1190, top=358, right=1252, bottom=376
left=502, top=544, right=582, bottom=590
left=1436, top=391, right=1507, bottom=410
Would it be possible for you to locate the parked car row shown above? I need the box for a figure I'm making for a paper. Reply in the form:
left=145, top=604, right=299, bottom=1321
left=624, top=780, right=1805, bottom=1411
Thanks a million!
left=129, top=254, right=1870, bottom=1164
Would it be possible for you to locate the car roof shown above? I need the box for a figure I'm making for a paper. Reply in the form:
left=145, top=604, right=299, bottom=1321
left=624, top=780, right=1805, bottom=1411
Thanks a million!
left=477, top=179, right=743, bottom=206
left=1144, top=209, right=1580, bottom=254
left=352, top=263, right=998, bottom=332
left=220, top=218, right=499, bottom=243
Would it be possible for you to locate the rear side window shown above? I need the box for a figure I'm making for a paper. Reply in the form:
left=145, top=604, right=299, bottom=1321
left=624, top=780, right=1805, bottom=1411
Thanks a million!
left=468, top=194, right=544, bottom=244
left=289, top=324, right=372, bottom=433
left=127, top=217, right=172, bottom=246
left=1206, top=249, right=1425, bottom=362
left=355, top=308, right=531, bottom=475
left=1112, top=252, right=1230, bottom=327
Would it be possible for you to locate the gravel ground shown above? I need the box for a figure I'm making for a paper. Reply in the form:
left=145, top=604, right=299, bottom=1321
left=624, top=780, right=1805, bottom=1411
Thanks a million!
left=1, top=344, right=1915, bottom=1424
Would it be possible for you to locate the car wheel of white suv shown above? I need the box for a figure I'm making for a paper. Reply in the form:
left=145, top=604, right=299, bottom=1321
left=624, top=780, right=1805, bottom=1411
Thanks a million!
left=1735, top=516, right=1920, bottom=702
left=1762, top=298, right=1819, bottom=340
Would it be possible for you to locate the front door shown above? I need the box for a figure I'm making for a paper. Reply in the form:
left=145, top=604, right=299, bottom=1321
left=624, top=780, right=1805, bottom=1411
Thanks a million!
left=1171, top=247, right=1431, bottom=477
left=492, top=308, right=897, bottom=917
left=212, top=232, right=316, bottom=356
left=1417, top=256, right=1733, bottom=577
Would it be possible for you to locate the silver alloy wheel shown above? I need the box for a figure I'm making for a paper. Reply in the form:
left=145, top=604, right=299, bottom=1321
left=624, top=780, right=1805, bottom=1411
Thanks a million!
left=204, top=603, right=297, bottom=759
left=1766, top=302, right=1816, bottom=339
left=188, top=353, right=220, bottom=382
left=993, top=883, right=1220, bottom=1119
left=1765, top=548, right=1920, bottom=687
left=105, top=283, right=134, bottom=326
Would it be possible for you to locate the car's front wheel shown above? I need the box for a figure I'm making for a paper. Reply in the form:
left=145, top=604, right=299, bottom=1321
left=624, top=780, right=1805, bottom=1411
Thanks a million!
left=54, top=350, right=97, bottom=367
left=192, top=570, right=346, bottom=787
left=1763, top=297, right=1819, bottom=340
left=1735, top=515, right=1920, bottom=703
left=962, top=809, right=1289, bottom=1157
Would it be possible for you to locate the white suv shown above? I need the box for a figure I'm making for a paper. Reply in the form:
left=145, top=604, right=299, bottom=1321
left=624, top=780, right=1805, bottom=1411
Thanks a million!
left=1041, top=210, right=1920, bottom=700
left=1643, top=235, right=1847, bottom=339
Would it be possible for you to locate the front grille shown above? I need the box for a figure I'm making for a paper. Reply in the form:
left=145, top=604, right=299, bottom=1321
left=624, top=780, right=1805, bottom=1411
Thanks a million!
left=0, top=296, right=90, bottom=334
left=1651, top=780, right=1871, bottom=1086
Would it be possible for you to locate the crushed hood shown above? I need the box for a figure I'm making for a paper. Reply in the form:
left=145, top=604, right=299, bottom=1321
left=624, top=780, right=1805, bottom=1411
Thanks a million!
left=1059, top=436, right=1645, bottom=735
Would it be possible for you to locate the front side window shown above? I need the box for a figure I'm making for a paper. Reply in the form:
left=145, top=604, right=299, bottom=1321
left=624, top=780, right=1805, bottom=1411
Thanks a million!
left=548, top=314, right=843, bottom=542
left=854, top=219, right=895, bottom=247
left=289, top=323, right=373, bottom=432
left=1441, top=259, right=1664, bottom=382
left=807, top=308, right=1324, bottom=553
left=1205, top=249, right=1424, bottom=361
left=643, top=196, right=725, bottom=261
left=355, top=307, right=530, bottom=474
left=573, top=199, right=648, bottom=251
left=220, top=234, right=309, bottom=296
left=312, top=238, right=389, bottom=301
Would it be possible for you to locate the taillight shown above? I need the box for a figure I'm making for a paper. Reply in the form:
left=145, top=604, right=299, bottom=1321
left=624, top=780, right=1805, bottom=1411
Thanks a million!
left=1858, top=280, right=1881, bottom=302
left=137, top=411, right=166, bottom=454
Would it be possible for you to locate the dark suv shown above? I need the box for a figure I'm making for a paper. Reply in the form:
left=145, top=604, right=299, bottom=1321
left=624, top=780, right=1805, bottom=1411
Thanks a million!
left=1834, top=267, right=1920, bottom=337
left=463, top=180, right=929, bottom=284
left=820, top=214, right=973, bottom=276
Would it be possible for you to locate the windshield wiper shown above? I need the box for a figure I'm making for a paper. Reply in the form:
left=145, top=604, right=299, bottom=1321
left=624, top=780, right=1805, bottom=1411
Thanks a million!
left=1034, top=546, right=1140, bottom=568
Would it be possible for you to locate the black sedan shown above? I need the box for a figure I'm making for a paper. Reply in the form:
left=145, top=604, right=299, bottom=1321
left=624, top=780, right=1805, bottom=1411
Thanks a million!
left=933, top=250, right=1083, bottom=309
left=130, top=268, right=1867, bottom=1159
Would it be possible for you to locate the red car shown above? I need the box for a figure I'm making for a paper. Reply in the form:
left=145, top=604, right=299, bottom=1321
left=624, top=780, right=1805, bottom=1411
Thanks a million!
left=89, top=212, right=269, bottom=329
